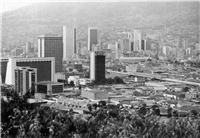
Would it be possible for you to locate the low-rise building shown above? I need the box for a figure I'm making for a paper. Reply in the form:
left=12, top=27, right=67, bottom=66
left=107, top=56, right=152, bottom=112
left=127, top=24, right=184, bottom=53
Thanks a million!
left=36, top=81, right=64, bottom=97
left=79, top=78, right=92, bottom=85
left=81, top=88, right=108, bottom=100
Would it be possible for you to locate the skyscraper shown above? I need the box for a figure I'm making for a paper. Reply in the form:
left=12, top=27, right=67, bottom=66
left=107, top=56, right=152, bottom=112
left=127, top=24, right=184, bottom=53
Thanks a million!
left=88, top=27, right=98, bottom=51
left=90, top=51, right=105, bottom=82
left=15, top=67, right=37, bottom=96
left=146, top=37, right=152, bottom=51
left=134, top=30, right=139, bottom=51
left=134, top=30, right=143, bottom=51
left=63, top=26, right=77, bottom=59
left=0, top=58, right=9, bottom=83
left=121, top=38, right=130, bottom=54
left=38, top=34, right=63, bottom=72
left=177, top=36, right=182, bottom=48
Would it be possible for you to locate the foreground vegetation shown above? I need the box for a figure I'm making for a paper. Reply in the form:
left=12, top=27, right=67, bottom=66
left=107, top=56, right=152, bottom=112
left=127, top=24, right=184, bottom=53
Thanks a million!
left=1, top=85, right=200, bottom=138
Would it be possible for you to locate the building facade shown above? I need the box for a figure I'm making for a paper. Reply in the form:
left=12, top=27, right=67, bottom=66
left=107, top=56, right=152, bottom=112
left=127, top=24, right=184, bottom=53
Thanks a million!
left=0, top=58, right=9, bottom=83
left=36, top=81, right=63, bottom=95
left=63, top=26, right=77, bottom=60
left=90, top=51, right=105, bottom=82
left=88, top=27, right=98, bottom=51
left=38, top=34, right=63, bottom=72
left=5, top=57, right=55, bottom=85
left=15, top=67, right=37, bottom=96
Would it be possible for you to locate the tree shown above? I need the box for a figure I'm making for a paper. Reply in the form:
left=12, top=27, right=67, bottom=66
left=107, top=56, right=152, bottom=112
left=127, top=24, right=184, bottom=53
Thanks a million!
left=151, top=105, right=160, bottom=116
left=70, top=81, right=75, bottom=86
left=107, top=78, right=114, bottom=84
left=191, top=109, right=198, bottom=116
left=167, top=106, right=173, bottom=118
left=85, top=71, right=90, bottom=78
left=114, top=76, right=123, bottom=84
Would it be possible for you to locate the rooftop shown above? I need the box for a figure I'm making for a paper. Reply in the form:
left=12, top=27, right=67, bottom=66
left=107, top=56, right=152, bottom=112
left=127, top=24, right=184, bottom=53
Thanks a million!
left=36, top=81, right=63, bottom=85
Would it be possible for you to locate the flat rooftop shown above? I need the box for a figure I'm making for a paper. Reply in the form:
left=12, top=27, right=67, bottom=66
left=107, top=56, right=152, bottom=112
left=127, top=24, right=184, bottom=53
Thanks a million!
left=36, top=81, right=63, bottom=85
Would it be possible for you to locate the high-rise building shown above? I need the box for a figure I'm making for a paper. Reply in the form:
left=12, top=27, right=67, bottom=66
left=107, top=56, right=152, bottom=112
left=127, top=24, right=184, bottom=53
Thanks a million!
left=115, top=42, right=120, bottom=59
left=15, top=67, right=37, bottom=96
left=133, top=30, right=144, bottom=51
left=196, top=43, right=200, bottom=51
left=63, top=26, right=77, bottom=59
left=177, top=36, right=182, bottom=48
left=90, top=51, right=105, bottom=82
left=88, top=27, right=98, bottom=51
left=130, top=41, right=134, bottom=52
left=0, top=58, right=9, bottom=83
left=5, top=57, right=55, bottom=85
left=121, top=38, right=130, bottom=54
left=163, top=46, right=171, bottom=56
left=138, top=31, right=143, bottom=51
left=25, top=42, right=34, bottom=54
left=134, top=30, right=139, bottom=51
left=183, top=39, right=189, bottom=49
left=141, top=40, right=146, bottom=51
left=146, top=37, right=152, bottom=51
left=38, top=34, right=63, bottom=72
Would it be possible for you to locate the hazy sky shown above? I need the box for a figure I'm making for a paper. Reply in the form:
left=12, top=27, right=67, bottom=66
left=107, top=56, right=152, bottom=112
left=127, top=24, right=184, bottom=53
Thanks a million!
left=1, top=0, right=54, bottom=13
left=0, top=0, right=195, bottom=12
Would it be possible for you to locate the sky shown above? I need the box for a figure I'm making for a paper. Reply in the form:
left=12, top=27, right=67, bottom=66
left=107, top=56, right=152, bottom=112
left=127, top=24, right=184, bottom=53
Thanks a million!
left=0, top=0, right=195, bottom=13
left=1, top=0, right=55, bottom=13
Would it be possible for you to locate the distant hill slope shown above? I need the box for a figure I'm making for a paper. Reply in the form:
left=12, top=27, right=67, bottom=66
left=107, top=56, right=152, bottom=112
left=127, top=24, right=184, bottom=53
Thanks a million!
left=2, top=2, right=199, bottom=48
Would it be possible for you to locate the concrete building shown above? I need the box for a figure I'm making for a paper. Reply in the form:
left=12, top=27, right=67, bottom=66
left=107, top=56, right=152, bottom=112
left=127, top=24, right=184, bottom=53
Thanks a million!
left=55, top=72, right=85, bottom=84
left=36, top=81, right=63, bottom=96
left=146, top=37, right=152, bottom=51
left=25, top=42, right=34, bottom=54
left=183, top=39, right=189, bottom=49
left=79, top=78, right=92, bottom=85
left=177, top=36, right=182, bottom=48
left=5, top=57, right=55, bottom=85
left=115, top=42, right=121, bottom=59
left=88, top=27, right=98, bottom=51
left=81, top=88, right=108, bottom=100
left=90, top=51, right=105, bottom=82
left=15, top=67, right=37, bottom=96
left=163, top=46, right=171, bottom=56
left=134, top=30, right=143, bottom=51
left=63, top=26, right=77, bottom=59
left=0, top=58, right=9, bottom=83
left=121, top=38, right=130, bottom=54
left=38, top=34, right=63, bottom=72
left=196, top=43, right=200, bottom=51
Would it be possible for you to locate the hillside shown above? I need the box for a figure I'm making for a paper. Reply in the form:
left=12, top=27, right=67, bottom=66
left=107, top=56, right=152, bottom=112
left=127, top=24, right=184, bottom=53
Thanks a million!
left=2, top=2, right=199, bottom=48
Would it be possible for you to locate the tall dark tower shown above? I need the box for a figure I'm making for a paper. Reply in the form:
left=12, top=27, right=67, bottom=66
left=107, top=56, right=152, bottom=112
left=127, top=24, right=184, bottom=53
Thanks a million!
left=95, top=51, right=105, bottom=82
left=90, top=51, right=105, bottom=82
left=38, top=34, right=63, bottom=72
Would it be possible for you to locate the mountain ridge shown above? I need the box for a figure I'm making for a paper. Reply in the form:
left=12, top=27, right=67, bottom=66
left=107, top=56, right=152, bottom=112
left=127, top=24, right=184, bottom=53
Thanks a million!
left=2, top=2, right=199, bottom=48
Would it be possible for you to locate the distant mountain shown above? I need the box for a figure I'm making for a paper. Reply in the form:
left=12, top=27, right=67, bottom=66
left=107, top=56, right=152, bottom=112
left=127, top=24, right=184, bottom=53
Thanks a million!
left=2, top=2, right=199, bottom=48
